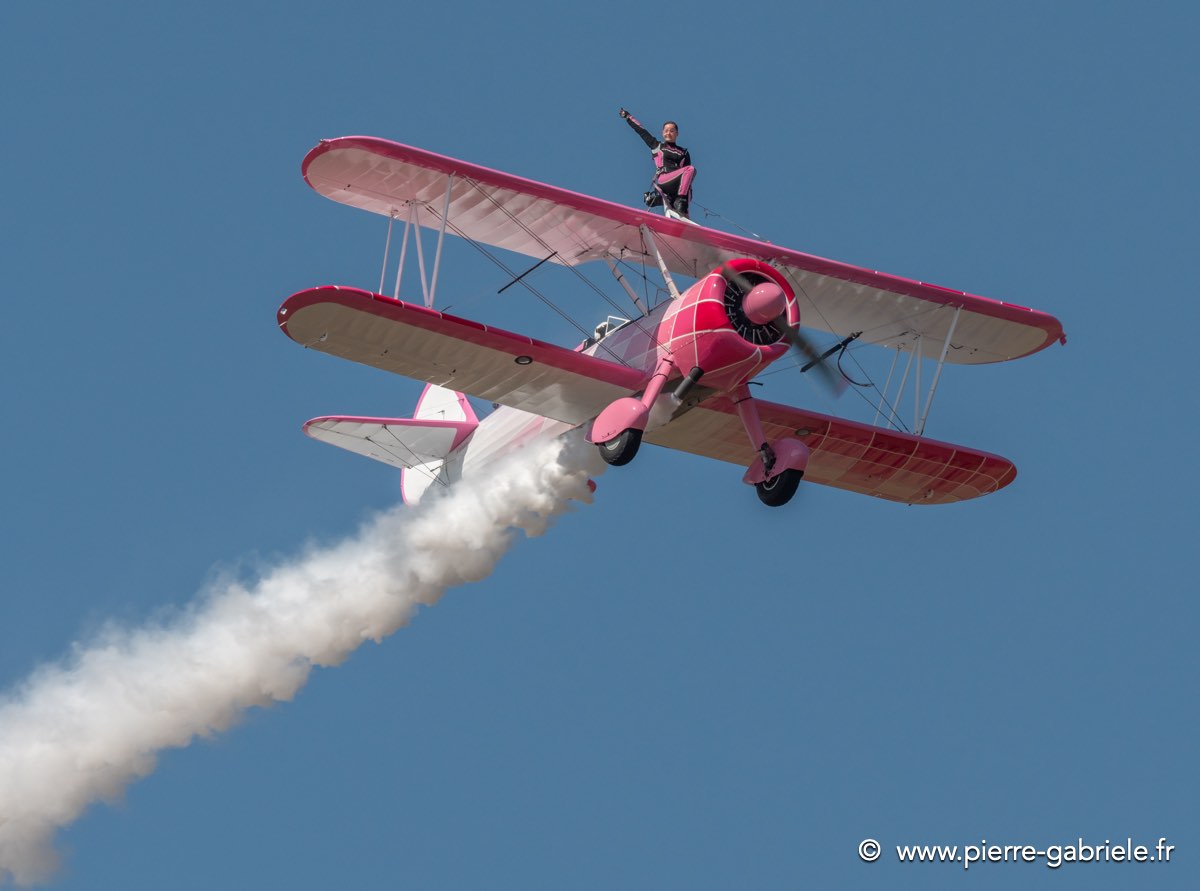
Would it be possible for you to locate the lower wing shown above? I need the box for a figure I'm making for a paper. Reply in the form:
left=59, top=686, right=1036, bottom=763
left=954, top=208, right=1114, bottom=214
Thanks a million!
left=279, top=286, right=646, bottom=425
left=645, top=396, right=1016, bottom=505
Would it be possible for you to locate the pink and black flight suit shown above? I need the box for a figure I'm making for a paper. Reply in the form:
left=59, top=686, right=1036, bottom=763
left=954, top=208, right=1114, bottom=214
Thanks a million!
left=623, top=113, right=696, bottom=217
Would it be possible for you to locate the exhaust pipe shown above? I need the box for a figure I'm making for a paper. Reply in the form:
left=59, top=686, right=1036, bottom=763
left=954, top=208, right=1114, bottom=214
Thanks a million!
left=673, top=366, right=705, bottom=401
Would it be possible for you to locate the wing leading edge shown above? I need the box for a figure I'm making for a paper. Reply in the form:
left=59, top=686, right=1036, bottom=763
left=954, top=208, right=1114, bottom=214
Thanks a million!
left=302, top=136, right=1065, bottom=365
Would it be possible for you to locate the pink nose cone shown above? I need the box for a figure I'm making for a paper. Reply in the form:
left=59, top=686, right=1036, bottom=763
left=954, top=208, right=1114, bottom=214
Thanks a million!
left=742, top=282, right=786, bottom=325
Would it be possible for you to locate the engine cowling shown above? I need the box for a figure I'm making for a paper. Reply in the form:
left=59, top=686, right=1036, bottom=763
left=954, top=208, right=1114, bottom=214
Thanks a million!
left=655, top=258, right=800, bottom=393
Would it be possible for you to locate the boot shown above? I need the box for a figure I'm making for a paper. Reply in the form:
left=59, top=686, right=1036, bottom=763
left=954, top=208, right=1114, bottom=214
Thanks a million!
left=672, top=195, right=690, bottom=219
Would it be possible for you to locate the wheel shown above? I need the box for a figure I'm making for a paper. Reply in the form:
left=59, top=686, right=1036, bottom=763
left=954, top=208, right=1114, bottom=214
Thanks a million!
left=598, top=428, right=643, bottom=466
left=755, top=468, right=803, bottom=507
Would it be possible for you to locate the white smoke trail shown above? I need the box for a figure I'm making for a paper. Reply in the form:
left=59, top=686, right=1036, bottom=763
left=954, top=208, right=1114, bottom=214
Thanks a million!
left=0, top=433, right=601, bottom=886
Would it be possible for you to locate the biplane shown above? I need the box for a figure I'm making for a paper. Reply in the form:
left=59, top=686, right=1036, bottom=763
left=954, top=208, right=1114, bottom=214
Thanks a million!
left=278, top=136, right=1065, bottom=507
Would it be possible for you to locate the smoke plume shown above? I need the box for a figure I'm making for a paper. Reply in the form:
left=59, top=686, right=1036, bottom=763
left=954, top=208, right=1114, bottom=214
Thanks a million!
left=0, top=434, right=600, bottom=885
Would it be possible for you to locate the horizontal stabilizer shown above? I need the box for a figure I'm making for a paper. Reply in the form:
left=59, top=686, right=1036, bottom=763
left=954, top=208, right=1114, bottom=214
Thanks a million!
left=303, top=415, right=475, bottom=471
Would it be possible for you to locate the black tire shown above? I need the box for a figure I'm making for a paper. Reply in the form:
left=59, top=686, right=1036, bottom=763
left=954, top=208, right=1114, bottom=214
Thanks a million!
left=598, top=428, right=643, bottom=466
left=755, top=468, right=803, bottom=507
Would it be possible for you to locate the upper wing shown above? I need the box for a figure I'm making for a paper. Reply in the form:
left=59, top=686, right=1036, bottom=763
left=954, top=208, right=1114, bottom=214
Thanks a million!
left=644, top=396, right=1016, bottom=505
left=278, top=286, right=647, bottom=425
left=302, top=136, right=1065, bottom=365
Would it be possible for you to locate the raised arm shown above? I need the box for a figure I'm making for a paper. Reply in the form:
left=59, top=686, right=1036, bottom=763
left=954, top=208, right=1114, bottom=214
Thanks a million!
left=619, top=107, right=659, bottom=150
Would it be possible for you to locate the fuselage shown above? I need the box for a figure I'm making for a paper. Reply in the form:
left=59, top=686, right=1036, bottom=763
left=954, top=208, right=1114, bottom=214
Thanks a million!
left=446, top=260, right=798, bottom=484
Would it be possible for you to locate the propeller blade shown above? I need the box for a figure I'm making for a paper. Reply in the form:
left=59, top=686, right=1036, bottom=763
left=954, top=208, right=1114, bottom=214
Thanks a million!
left=718, top=262, right=857, bottom=397
left=771, top=316, right=847, bottom=396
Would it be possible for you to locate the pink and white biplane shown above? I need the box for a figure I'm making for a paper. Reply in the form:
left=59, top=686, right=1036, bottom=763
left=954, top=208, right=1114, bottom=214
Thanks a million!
left=278, top=136, right=1065, bottom=507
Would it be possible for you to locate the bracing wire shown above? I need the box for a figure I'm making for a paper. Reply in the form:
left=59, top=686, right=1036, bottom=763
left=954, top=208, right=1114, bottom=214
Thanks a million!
left=442, top=180, right=682, bottom=362
left=402, top=178, right=953, bottom=438
left=693, top=201, right=767, bottom=242
left=779, top=268, right=967, bottom=433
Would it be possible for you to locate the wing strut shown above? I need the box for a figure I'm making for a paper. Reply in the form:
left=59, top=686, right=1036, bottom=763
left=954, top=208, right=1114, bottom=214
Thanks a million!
left=872, top=305, right=963, bottom=436
left=376, top=175, right=456, bottom=308
left=914, top=333, right=922, bottom=431
left=604, top=257, right=649, bottom=315
left=429, top=174, right=454, bottom=306
left=886, top=342, right=917, bottom=432
left=379, top=212, right=395, bottom=295
left=639, top=224, right=681, bottom=300
left=917, top=305, right=962, bottom=435
left=873, top=348, right=902, bottom=428
left=393, top=205, right=413, bottom=299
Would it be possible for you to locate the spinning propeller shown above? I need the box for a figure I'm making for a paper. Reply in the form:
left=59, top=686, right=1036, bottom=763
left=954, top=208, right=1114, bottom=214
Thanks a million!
left=719, top=265, right=860, bottom=396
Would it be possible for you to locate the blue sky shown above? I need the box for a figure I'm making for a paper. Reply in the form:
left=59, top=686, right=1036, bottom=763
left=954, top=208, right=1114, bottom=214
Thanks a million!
left=1, top=1, right=1195, bottom=888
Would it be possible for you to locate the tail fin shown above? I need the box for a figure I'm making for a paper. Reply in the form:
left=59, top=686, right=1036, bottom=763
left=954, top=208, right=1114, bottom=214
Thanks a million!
left=302, top=385, right=478, bottom=505
left=413, top=384, right=479, bottom=425
left=402, top=385, right=479, bottom=503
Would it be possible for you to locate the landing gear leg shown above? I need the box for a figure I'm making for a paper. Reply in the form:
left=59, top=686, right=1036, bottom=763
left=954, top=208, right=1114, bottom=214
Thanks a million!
left=732, top=385, right=810, bottom=507
left=589, top=356, right=677, bottom=467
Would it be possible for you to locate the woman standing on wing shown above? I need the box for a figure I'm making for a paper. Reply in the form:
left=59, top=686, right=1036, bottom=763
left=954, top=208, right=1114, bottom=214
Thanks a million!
left=620, top=108, right=696, bottom=219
